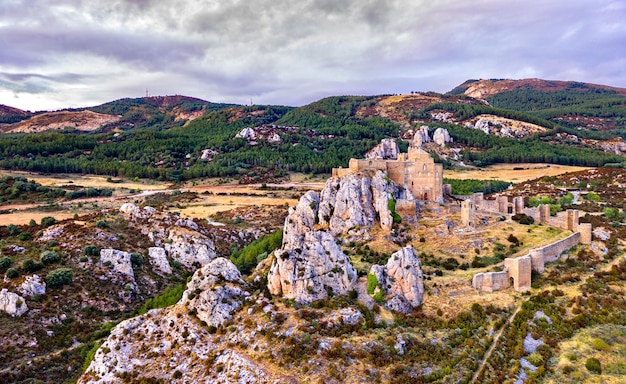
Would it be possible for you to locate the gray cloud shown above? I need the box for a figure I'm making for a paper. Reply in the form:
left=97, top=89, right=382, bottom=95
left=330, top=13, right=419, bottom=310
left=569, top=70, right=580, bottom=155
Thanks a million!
left=0, top=0, right=625, bottom=111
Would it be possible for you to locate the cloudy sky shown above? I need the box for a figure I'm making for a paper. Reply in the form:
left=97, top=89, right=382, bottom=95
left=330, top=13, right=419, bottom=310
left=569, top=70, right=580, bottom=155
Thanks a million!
left=1, top=0, right=625, bottom=111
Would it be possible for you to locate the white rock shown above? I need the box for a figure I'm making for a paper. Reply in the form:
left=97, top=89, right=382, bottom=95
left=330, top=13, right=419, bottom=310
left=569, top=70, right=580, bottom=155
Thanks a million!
left=413, top=125, right=430, bottom=147
left=0, top=289, right=28, bottom=317
left=100, top=249, right=134, bottom=280
left=148, top=247, right=172, bottom=275
left=432, top=127, right=451, bottom=147
left=19, top=274, right=46, bottom=297
left=164, top=227, right=216, bottom=268
left=181, top=257, right=247, bottom=328
left=235, top=127, right=257, bottom=140
left=365, top=138, right=399, bottom=160
left=268, top=230, right=357, bottom=304
left=369, top=246, right=424, bottom=314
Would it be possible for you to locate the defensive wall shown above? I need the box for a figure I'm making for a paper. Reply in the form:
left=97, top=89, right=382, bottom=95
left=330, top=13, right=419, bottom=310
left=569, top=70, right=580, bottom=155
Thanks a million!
left=473, top=231, right=584, bottom=292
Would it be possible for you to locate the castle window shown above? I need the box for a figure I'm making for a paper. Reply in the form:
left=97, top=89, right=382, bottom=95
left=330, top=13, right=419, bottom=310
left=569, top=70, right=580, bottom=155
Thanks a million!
left=423, top=164, right=426, bottom=171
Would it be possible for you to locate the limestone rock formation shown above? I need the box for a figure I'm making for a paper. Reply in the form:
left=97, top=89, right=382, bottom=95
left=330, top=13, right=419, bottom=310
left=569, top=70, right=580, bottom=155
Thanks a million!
left=148, top=247, right=172, bottom=275
left=432, top=127, right=452, bottom=147
left=365, top=138, right=399, bottom=160
left=19, top=274, right=46, bottom=297
left=164, top=227, right=216, bottom=268
left=235, top=127, right=257, bottom=140
left=369, top=246, right=424, bottom=314
left=318, top=171, right=394, bottom=235
left=0, top=289, right=28, bottom=317
left=413, top=125, right=430, bottom=147
left=182, top=257, right=248, bottom=327
left=268, top=230, right=357, bottom=304
left=100, top=249, right=134, bottom=280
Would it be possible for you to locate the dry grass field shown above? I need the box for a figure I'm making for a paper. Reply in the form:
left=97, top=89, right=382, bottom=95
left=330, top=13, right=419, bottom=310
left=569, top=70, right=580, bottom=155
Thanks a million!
left=444, top=163, right=593, bottom=182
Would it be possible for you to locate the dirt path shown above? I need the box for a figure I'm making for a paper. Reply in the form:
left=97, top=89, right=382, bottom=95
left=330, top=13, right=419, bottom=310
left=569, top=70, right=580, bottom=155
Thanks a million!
left=470, top=302, right=524, bottom=384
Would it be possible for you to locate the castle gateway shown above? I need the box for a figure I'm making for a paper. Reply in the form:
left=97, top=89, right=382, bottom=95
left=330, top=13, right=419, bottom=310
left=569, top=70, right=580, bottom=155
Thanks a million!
left=332, top=145, right=444, bottom=203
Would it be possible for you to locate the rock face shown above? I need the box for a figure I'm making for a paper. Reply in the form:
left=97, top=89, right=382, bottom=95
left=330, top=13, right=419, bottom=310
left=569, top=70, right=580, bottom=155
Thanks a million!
left=19, top=274, right=46, bottom=297
left=148, top=247, right=172, bottom=275
left=369, top=246, right=424, bottom=314
left=413, top=125, right=430, bottom=147
left=268, top=231, right=357, bottom=304
left=181, top=258, right=248, bottom=328
left=318, top=171, right=395, bottom=235
left=164, top=227, right=216, bottom=268
left=365, top=138, right=399, bottom=160
left=432, top=127, right=452, bottom=147
left=100, top=249, right=135, bottom=281
left=0, top=289, right=28, bottom=317
left=268, top=170, right=412, bottom=304
left=235, top=127, right=257, bottom=140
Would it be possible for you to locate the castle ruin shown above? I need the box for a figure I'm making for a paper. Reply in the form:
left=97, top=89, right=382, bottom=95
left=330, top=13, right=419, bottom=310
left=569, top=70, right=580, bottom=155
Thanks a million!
left=332, top=145, right=444, bottom=203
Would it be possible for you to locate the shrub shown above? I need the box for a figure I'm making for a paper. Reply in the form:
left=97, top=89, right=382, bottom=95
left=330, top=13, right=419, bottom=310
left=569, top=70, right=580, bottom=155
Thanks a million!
left=7, top=224, right=20, bottom=236
left=22, top=259, right=43, bottom=272
left=591, top=338, right=610, bottom=351
left=0, top=256, right=12, bottom=270
left=585, top=357, right=602, bottom=374
left=83, top=245, right=100, bottom=256
left=18, top=231, right=32, bottom=241
left=130, top=252, right=144, bottom=266
left=96, top=220, right=108, bottom=229
left=28, top=219, right=37, bottom=227
left=367, top=273, right=378, bottom=295
left=46, top=268, right=74, bottom=287
left=442, top=257, right=460, bottom=271
left=41, top=250, right=60, bottom=265
left=5, top=268, right=19, bottom=279
left=40, top=216, right=57, bottom=227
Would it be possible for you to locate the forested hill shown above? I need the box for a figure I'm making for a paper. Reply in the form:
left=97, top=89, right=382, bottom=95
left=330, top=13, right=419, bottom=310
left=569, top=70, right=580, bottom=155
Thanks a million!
left=1, top=79, right=626, bottom=183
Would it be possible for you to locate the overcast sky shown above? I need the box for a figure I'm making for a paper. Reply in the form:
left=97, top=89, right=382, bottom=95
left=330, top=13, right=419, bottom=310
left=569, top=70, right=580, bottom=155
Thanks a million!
left=1, top=0, right=625, bottom=111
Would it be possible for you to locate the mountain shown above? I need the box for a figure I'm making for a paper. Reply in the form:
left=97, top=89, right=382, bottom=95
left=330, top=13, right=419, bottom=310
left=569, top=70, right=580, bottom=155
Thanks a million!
left=0, top=104, right=31, bottom=124
left=0, top=80, right=625, bottom=182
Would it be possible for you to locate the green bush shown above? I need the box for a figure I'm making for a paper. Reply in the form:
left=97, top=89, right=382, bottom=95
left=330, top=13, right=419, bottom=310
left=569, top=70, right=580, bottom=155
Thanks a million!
left=130, top=252, right=144, bottom=266
left=18, top=231, right=32, bottom=241
left=96, top=220, right=108, bottom=229
left=0, top=256, right=12, bottom=270
left=83, top=245, right=100, bottom=256
left=230, top=230, right=283, bottom=274
left=367, top=273, right=378, bottom=295
left=591, top=338, right=610, bottom=351
left=28, top=219, right=37, bottom=227
left=442, top=257, right=460, bottom=271
left=22, top=259, right=43, bottom=272
left=41, top=250, right=60, bottom=265
left=138, top=282, right=187, bottom=315
left=7, top=224, right=20, bottom=236
left=585, top=357, right=602, bottom=374
left=5, top=268, right=19, bottom=279
left=46, top=268, right=74, bottom=287
left=40, top=216, right=57, bottom=227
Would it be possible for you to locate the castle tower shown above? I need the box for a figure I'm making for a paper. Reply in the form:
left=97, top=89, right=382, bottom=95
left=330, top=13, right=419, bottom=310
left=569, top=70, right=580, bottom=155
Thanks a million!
left=461, top=199, right=475, bottom=227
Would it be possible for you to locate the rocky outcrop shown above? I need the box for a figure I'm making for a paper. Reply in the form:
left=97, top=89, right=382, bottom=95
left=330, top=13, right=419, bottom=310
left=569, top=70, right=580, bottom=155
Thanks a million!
left=268, top=231, right=357, bottom=304
left=148, top=247, right=172, bottom=275
left=181, top=257, right=248, bottom=328
left=432, top=127, right=452, bottom=147
left=318, top=171, right=394, bottom=235
left=365, top=138, right=399, bottom=160
left=164, top=227, right=216, bottom=268
left=413, top=125, right=430, bottom=147
left=369, top=246, right=424, bottom=314
left=100, top=249, right=134, bottom=280
left=0, top=289, right=28, bottom=317
left=19, top=274, right=46, bottom=297
left=235, top=127, right=257, bottom=140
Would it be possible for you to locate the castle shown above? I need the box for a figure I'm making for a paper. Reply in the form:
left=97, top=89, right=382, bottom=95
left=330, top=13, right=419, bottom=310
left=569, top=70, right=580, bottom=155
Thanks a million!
left=332, top=144, right=444, bottom=202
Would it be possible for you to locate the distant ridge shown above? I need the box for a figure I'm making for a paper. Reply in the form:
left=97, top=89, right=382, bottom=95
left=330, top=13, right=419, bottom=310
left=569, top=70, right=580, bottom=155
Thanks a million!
left=449, top=78, right=626, bottom=99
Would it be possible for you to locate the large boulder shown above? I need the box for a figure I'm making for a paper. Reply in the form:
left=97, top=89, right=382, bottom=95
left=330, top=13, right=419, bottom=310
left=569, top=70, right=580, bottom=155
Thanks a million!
left=369, top=246, right=424, bottom=314
left=164, top=227, right=216, bottom=268
left=413, top=125, right=430, bottom=147
left=365, top=138, right=399, bottom=160
left=181, top=258, right=247, bottom=328
left=432, top=127, right=452, bottom=147
left=148, top=247, right=172, bottom=275
left=0, top=289, right=28, bottom=317
left=19, top=274, right=46, bottom=297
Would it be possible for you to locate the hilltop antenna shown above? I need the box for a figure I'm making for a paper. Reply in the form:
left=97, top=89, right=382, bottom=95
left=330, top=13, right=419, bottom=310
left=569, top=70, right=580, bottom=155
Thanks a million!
left=145, top=88, right=149, bottom=98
